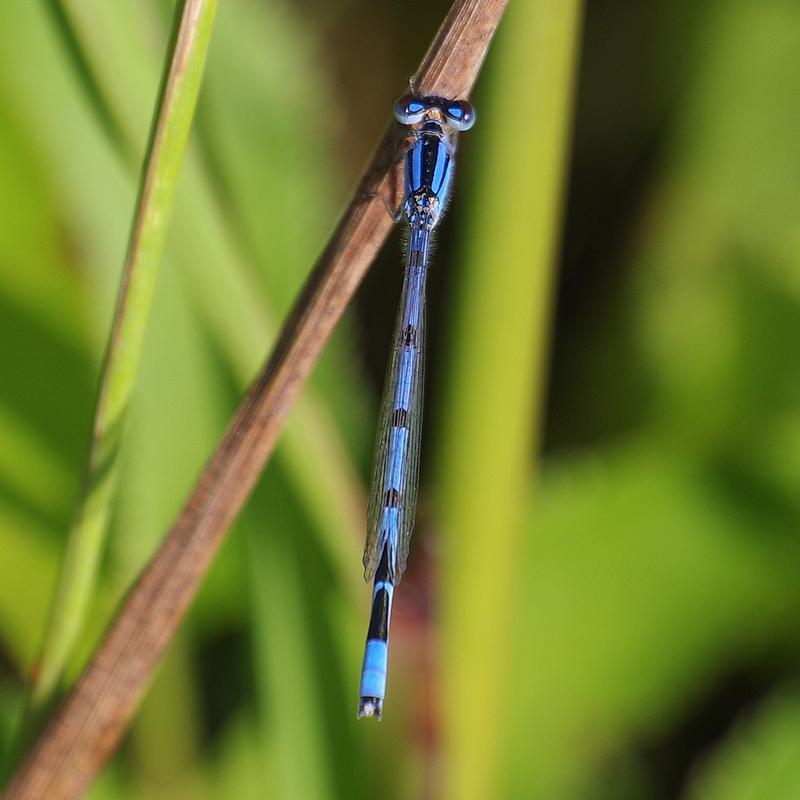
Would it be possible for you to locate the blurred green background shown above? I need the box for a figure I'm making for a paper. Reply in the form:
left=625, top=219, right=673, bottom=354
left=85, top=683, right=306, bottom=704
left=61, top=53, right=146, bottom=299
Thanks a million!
left=2, top=0, right=800, bottom=798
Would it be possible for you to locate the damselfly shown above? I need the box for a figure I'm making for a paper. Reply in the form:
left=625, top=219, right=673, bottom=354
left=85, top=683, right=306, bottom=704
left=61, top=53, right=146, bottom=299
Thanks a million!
left=358, top=93, right=476, bottom=719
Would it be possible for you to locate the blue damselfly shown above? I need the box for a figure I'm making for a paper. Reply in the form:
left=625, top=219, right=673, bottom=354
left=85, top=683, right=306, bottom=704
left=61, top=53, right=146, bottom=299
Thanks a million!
left=358, top=93, right=476, bottom=719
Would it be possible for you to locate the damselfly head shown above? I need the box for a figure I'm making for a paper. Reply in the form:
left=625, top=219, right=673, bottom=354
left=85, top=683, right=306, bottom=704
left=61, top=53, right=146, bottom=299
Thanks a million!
left=393, top=94, right=476, bottom=132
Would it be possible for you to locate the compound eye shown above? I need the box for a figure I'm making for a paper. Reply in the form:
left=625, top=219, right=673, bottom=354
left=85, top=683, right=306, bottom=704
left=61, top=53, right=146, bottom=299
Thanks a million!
left=394, top=94, right=428, bottom=125
left=443, top=100, right=476, bottom=131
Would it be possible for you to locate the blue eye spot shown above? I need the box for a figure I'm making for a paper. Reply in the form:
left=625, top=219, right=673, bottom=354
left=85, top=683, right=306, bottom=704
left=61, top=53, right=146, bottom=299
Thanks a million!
left=394, top=94, right=429, bottom=126
left=442, top=100, right=476, bottom=131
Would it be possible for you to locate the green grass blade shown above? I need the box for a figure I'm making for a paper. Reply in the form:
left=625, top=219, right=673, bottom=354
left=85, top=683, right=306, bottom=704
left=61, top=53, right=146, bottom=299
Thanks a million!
left=246, top=512, right=333, bottom=800
left=41, top=1, right=135, bottom=165
left=435, top=2, right=583, bottom=797
left=30, top=0, right=218, bottom=709
left=47, top=0, right=365, bottom=608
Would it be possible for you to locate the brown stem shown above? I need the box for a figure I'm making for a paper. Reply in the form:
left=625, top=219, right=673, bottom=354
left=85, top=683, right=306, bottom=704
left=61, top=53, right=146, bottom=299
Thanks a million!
left=2, top=1, right=509, bottom=798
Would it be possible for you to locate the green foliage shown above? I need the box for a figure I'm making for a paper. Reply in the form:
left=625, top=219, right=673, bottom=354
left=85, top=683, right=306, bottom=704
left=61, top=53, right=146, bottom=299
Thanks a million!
left=2, top=0, right=800, bottom=798
left=688, top=690, right=800, bottom=800
left=436, top=2, right=582, bottom=797
left=31, top=0, right=220, bottom=713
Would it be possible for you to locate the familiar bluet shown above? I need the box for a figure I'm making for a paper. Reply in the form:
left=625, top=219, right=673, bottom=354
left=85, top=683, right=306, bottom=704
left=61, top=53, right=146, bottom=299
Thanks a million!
left=358, top=93, right=476, bottom=719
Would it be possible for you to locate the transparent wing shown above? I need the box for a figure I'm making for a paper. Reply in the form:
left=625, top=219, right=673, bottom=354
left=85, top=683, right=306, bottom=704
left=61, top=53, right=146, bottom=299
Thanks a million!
left=395, top=270, right=424, bottom=579
left=363, top=313, right=404, bottom=579
left=363, top=237, right=429, bottom=582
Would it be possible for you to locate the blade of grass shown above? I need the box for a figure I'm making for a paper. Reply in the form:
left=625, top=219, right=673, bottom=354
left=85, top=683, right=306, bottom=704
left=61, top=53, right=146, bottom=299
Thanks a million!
left=29, top=0, right=218, bottom=711
left=2, top=2, right=509, bottom=797
left=435, top=2, right=583, bottom=798
left=40, top=0, right=137, bottom=164
left=246, top=517, right=332, bottom=800
left=46, top=0, right=366, bottom=609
